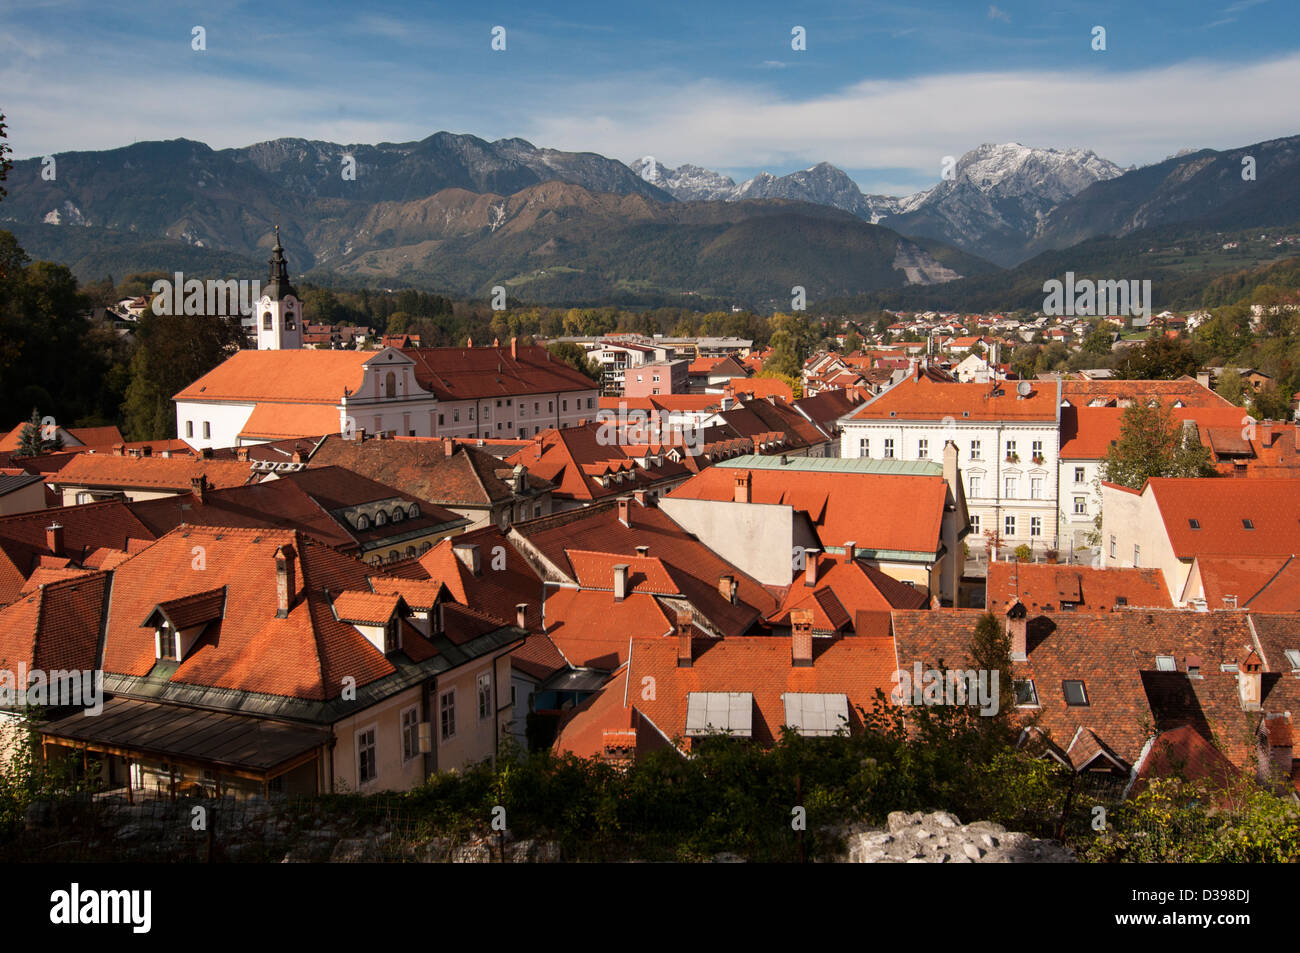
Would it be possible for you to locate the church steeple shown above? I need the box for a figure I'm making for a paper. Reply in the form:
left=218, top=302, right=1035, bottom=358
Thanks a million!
left=255, top=226, right=303, bottom=350
left=265, top=225, right=298, bottom=302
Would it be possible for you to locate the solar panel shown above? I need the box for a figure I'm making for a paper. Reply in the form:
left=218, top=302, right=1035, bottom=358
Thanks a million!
left=685, top=692, right=752, bottom=737
left=782, top=693, right=849, bottom=737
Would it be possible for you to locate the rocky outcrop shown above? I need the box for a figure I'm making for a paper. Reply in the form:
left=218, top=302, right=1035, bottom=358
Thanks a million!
left=843, top=811, right=1075, bottom=863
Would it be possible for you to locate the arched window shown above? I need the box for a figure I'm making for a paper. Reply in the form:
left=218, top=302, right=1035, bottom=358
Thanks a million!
left=375, top=511, right=387, bottom=526
left=408, top=504, right=420, bottom=519
left=391, top=507, right=404, bottom=523
left=385, top=372, right=397, bottom=398
left=405, top=546, right=417, bottom=558
left=262, top=311, right=273, bottom=329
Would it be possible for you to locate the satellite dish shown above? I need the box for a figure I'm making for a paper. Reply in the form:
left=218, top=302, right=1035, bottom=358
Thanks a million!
left=1016, top=381, right=1032, bottom=397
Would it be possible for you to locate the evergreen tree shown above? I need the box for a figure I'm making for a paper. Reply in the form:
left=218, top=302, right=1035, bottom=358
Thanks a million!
left=17, top=408, right=62, bottom=456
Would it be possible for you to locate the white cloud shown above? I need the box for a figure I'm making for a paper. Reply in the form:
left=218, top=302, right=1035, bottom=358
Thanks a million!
left=988, top=5, right=1011, bottom=23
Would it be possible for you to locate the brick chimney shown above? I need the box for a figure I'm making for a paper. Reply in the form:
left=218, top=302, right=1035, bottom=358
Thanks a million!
left=275, top=544, right=297, bottom=618
left=291, top=451, right=303, bottom=464
left=452, top=542, right=481, bottom=576
left=734, top=470, right=752, bottom=504
left=675, top=610, right=693, bottom=668
left=235, top=446, right=250, bottom=462
left=613, top=564, right=630, bottom=601
left=804, top=548, right=821, bottom=586
left=443, top=437, right=455, bottom=457
left=1006, top=600, right=1028, bottom=661
left=842, top=540, right=857, bottom=564
left=791, top=608, right=814, bottom=667
left=112, top=443, right=124, bottom=456
left=633, top=489, right=656, bottom=507
left=1238, top=649, right=1263, bottom=709
left=635, top=545, right=649, bottom=557
left=718, top=574, right=737, bottom=604
left=617, top=497, right=632, bottom=527
left=1260, top=419, right=1275, bottom=448
left=191, top=475, right=208, bottom=504
left=200, top=447, right=213, bottom=459
left=46, top=523, right=64, bottom=557
left=511, top=337, right=518, bottom=360
left=515, top=603, right=528, bottom=628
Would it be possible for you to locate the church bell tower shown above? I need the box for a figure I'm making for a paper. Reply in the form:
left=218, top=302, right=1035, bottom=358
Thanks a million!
left=255, top=226, right=303, bottom=350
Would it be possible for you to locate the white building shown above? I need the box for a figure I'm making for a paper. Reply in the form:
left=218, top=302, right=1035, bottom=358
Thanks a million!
left=839, top=375, right=1062, bottom=554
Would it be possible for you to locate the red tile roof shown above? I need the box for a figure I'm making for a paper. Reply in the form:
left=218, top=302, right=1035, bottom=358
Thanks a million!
left=174, top=350, right=376, bottom=403
left=668, top=464, right=949, bottom=555
left=1061, top=377, right=1231, bottom=409
left=53, top=454, right=255, bottom=493
left=0, top=571, right=108, bottom=673
left=848, top=376, right=1059, bottom=422
left=986, top=562, right=1172, bottom=616
left=1146, top=477, right=1300, bottom=558
left=402, top=344, right=597, bottom=400
left=772, top=555, right=929, bottom=631
left=1193, top=556, right=1300, bottom=612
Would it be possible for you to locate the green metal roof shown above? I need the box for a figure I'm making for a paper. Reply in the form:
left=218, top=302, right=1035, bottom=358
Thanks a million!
left=715, top=453, right=942, bottom=477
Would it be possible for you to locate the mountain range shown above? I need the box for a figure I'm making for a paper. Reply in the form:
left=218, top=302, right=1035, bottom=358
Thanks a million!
left=3, top=131, right=1299, bottom=308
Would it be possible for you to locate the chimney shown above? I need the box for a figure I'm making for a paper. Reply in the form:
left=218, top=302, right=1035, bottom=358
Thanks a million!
left=1260, top=419, right=1275, bottom=447
left=236, top=446, right=250, bottom=462
left=275, top=544, right=297, bottom=618
left=292, top=450, right=303, bottom=464
left=1006, top=600, right=1028, bottom=661
left=804, top=548, right=821, bottom=586
left=734, top=470, right=752, bottom=504
left=191, top=475, right=207, bottom=504
left=443, top=437, right=454, bottom=457
left=452, top=542, right=481, bottom=576
left=842, top=541, right=856, bottom=564
left=200, top=447, right=213, bottom=459
left=613, top=564, right=629, bottom=601
left=515, top=603, right=528, bottom=629
left=617, top=496, right=632, bottom=527
left=635, top=545, right=649, bottom=557
left=675, top=610, right=693, bottom=668
left=791, top=608, right=814, bottom=667
left=718, top=575, right=737, bottom=604
left=1238, top=649, right=1263, bottom=709
left=113, top=443, right=124, bottom=456
left=46, top=523, right=64, bottom=557
left=511, top=337, right=518, bottom=360
left=1186, top=654, right=1202, bottom=678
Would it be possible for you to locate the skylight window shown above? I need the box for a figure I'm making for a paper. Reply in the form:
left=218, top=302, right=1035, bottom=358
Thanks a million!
left=1242, top=519, right=1254, bottom=529
left=1284, top=649, right=1300, bottom=671
left=1063, top=680, right=1089, bottom=706
left=1188, top=519, right=1200, bottom=530
left=1014, top=679, right=1038, bottom=707
left=1155, top=655, right=1176, bottom=672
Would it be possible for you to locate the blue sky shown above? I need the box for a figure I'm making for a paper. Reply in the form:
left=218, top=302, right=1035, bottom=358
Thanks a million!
left=3, top=0, right=1298, bottom=195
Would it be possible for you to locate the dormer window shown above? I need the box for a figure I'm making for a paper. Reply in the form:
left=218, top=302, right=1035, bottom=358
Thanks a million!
left=375, top=511, right=387, bottom=526
left=407, top=504, right=420, bottom=519
left=391, top=507, right=404, bottom=523
left=157, top=621, right=178, bottom=661
left=356, top=513, right=371, bottom=530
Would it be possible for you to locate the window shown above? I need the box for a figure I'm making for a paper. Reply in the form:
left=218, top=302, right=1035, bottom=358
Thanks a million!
left=1029, top=477, right=1043, bottom=500
left=969, top=514, right=980, bottom=535
left=438, top=414, right=445, bottom=426
left=1062, top=680, right=1089, bottom=706
left=1030, top=516, right=1041, bottom=537
left=1004, top=476, right=1016, bottom=499
left=1032, top=440, right=1043, bottom=458
left=534, top=504, right=542, bottom=518
left=1133, top=545, right=1140, bottom=567
left=587, top=398, right=594, bottom=409
left=262, top=312, right=272, bottom=330
left=969, top=475, right=981, bottom=497
left=1074, top=496, right=1087, bottom=515
left=1074, top=467, right=1085, bottom=484
left=1188, top=518, right=1200, bottom=530
left=453, top=408, right=460, bottom=423
left=1005, top=440, right=1017, bottom=458
left=562, top=400, right=568, bottom=412
left=970, top=440, right=981, bottom=460
left=185, top=421, right=193, bottom=438
left=202, top=421, right=211, bottom=439
left=439, top=689, right=456, bottom=741
left=548, top=401, right=553, bottom=413
left=1283, top=649, right=1300, bottom=671
left=1155, top=655, right=1177, bottom=672
left=1109, top=535, right=1116, bottom=557
left=384, top=372, right=397, bottom=398
left=859, top=438, right=870, bottom=456
left=1014, top=679, right=1039, bottom=707
left=1242, top=519, right=1254, bottom=530
left=884, top=438, right=895, bottom=459
left=534, top=402, right=540, bottom=414
left=157, top=622, right=177, bottom=661
left=478, top=672, right=492, bottom=721
left=917, top=438, right=928, bottom=457
left=357, top=728, right=377, bottom=783
left=400, top=707, right=419, bottom=762
left=1004, top=515, right=1016, bottom=537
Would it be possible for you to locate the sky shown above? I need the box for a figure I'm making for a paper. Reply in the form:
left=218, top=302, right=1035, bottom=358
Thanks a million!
left=3, top=0, right=1298, bottom=196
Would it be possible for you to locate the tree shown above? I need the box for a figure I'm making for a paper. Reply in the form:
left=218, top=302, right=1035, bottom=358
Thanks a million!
left=842, top=329, right=863, bottom=354
left=1100, top=399, right=1216, bottom=489
left=1214, top=368, right=1247, bottom=406
left=544, top=342, right=601, bottom=382
left=1082, top=326, right=1114, bottom=357
left=967, top=611, right=1015, bottom=745
left=1113, top=336, right=1199, bottom=380
left=17, top=408, right=63, bottom=456
left=0, top=111, right=12, bottom=204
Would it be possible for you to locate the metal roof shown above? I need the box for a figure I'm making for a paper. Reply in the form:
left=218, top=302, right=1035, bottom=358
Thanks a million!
left=0, top=472, right=43, bottom=496
left=713, top=454, right=942, bottom=477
